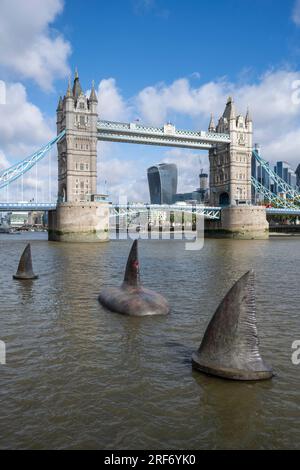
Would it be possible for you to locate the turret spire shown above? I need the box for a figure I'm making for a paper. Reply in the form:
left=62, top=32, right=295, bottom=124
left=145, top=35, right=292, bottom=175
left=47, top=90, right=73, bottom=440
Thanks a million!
left=245, top=106, right=252, bottom=123
left=208, top=113, right=216, bottom=132
left=66, top=75, right=72, bottom=98
left=223, top=96, right=236, bottom=120
left=57, top=96, right=63, bottom=111
left=89, top=80, right=98, bottom=103
left=72, top=68, right=83, bottom=99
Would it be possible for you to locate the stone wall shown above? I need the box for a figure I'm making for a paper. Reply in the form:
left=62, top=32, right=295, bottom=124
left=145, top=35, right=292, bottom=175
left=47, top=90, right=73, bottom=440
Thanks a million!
left=48, top=202, right=109, bottom=242
left=205, top=206, right=269, bottom=239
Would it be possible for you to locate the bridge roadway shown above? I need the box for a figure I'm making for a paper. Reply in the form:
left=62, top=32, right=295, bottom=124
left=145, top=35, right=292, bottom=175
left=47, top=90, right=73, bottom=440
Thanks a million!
left=97, top=120, right=231, bottom=149
left=1, top=203, right=300, bottom=219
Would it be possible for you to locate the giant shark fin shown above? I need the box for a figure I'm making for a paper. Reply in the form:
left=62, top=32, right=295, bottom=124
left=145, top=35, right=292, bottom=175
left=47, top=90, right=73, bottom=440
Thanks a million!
left=13, top=243, right=38, bottom=280
left=192, top=270, right=273, bottom=380
left=123, top=239, right=140, bottom=287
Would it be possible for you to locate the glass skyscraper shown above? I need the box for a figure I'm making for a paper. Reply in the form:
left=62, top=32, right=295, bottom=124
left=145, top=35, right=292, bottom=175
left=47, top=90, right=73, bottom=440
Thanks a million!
left=252, top=150, right=298, bottom=203
left=147, top=163, right=178, bottom=204
left=273, top=161, right=297, bottom=193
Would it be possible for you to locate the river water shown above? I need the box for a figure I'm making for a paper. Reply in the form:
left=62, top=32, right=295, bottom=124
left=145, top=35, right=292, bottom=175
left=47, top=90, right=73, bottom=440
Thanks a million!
left=0, top=232, right=299, bottom=449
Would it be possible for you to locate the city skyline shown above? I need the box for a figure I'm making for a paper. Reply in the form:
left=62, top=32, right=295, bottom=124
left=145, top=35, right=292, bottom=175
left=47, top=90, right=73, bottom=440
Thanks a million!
left=1, top=0, right=300, bottom=202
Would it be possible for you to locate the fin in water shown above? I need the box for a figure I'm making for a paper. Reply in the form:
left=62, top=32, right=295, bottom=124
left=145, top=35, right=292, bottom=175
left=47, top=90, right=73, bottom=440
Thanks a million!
left=13, top=243, right=38, bottom=280
left=192, top=270, right=273, bottom=380
left=123, top=239, right=140, bottom=287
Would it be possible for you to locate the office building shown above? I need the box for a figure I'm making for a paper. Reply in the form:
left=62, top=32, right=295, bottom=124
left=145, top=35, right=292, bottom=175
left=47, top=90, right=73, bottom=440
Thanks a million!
left=147, top=163, right=178, bottom=204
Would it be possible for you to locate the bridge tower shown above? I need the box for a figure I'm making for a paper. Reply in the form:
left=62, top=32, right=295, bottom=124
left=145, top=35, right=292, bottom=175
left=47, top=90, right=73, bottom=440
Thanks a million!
left=48, top=71, right=109, bottom=242
left=209, top=97, right=253, bottom=206
left=56, top=71, right=98, bottom=202
left=207, top=97, right=269, bottom=239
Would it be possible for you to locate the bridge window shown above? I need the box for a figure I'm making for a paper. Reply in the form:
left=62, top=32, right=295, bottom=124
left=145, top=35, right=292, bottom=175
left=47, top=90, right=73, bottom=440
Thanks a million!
left=86, top=163, right=89, bottom=170
left=79, top=102, right=84, bottom=110
left=80, top=182, right=84, bottom=189
left=80, top=164, right=84, bottom=171
left=80, top=115, right=85, bottom=126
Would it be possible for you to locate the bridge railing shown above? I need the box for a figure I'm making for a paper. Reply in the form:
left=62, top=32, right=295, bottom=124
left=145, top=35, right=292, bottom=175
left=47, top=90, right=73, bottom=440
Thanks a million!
left=98, top=120, right=231, bottom=143
left=109, top=204, right=222, bottom=220
left=0, top=130, right=65, bottom=190
left=251, top=176, right=298, bottom=209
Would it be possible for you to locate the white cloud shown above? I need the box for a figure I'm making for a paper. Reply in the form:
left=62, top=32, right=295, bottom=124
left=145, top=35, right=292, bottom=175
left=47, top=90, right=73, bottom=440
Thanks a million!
left=97, top=78, right=132, bottom=121
left=0, top=150, right=10, bottom=171
left=135, top=77, right=230, bottom=126
left=97, top=142, right=149, bottom=202
left=0, top=81, right=56, bottom=202
left=0, top=0, right=71, bottom=90
left=292, top=0, right=300, bottom=25
left=0, top=82, right=53, bottom=157
left=133, top=70, right=300, bottom=168
left=133, top=0, right=155, bottom=13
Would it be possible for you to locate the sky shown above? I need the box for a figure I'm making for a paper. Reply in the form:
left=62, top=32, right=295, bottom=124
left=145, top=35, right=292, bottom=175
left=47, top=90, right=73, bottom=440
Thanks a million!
left=1, top=0, right=300, bottom=202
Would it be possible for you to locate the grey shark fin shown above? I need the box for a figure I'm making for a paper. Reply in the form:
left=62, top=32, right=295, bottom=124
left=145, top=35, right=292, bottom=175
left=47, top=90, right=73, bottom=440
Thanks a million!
left=13, top=243, right=38, bottom=280
left=192, top=270, right=273, bottom=380
left=123, top=239, right=140, bottom=287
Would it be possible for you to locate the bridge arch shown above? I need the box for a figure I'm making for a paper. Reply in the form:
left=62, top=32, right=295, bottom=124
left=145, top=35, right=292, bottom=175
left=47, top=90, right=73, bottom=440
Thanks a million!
left=219, top=192, right=230, bottom=206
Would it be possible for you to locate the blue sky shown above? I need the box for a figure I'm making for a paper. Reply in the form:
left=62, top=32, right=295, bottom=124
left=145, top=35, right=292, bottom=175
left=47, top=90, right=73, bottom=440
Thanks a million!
left=25, top=0, right=300, bottom=114
left=1, top=0, right=300, bottom=202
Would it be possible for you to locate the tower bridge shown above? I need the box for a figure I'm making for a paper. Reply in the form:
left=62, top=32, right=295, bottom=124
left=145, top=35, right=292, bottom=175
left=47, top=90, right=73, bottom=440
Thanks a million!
left=1, top=70, right=299, bottom=240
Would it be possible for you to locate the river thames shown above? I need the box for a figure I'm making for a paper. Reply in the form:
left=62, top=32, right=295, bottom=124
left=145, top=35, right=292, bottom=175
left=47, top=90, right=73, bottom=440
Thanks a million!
left=0, top=233, right=299, bottom=449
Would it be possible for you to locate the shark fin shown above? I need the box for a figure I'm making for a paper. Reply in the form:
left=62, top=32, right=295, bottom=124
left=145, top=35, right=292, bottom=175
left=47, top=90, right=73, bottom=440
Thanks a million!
left=192, top=270, right=273, bottom=380
left=13, top=243, right=38, bottom=280
left=123, top=240, right=140, bottom=287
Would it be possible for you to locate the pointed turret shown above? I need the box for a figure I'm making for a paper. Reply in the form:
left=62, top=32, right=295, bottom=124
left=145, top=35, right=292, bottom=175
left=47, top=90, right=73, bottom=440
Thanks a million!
left=223, top=96, right=236, bottom=120
left=192, top=270, right=273, bottom=380
left=89, top=80, right=98, bottom=103
left=13, top=244, right=38, bottom=280
left=245, top=106, right=252, bottom=123
left=208, top=113, right=216, bottom=132
left=56, top=96, right=63, bottom=111
left=72, top=68, right=83, bottom=99
left=123, top=240, right=140, bottom=287
left=66, top=76, right=72, bottom=98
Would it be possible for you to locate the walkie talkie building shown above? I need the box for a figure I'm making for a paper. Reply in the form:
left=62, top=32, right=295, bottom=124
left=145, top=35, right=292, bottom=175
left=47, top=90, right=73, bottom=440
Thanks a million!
left=147, top=163, right=178, bottom=204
